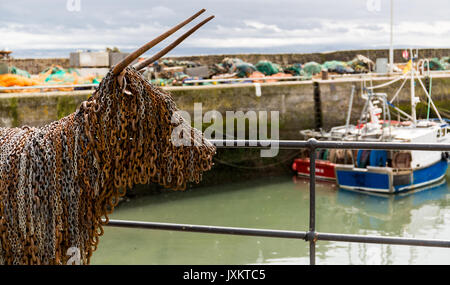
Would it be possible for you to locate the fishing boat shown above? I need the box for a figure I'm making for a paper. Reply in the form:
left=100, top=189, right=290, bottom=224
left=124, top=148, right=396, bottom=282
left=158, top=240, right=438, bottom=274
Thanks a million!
left=291, top=148, right=354, bottom=181
left=292, top=157, right=336, bottom=181
left=298, top=49, right=450, bottom=194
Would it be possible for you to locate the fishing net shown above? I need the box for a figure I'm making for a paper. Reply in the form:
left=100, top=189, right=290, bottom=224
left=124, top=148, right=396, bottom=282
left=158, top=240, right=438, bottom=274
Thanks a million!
left=283, top=63, right=302, bottom=76
left=265, top=72, right=291, bottom=83
left=0, top=74, right=40, bottom=93
left=248, top=71, right=265, bottom=83
left=0, top=66, right=101, bottom=93
left=221, top=58, right=243, bottom=70
left=0, top=67, right=216, bottom=265
left=220, top=58, right=256, bottom=77
left=161, top=59, right=199, bottom=68
left=235, top=63, right=256, bottom=78
left=425, top=58, right=446, bottom=71
left=322, top=61, right=354, bottom=74
left=441, top=57, right=450, bottom=70
left=9, top=67, right=31, bottom=78
left=300, top=62, right=322, bottom=77
left=40, top=66, right=87, bottom=85
left=255, top=60, right=282, bottom=76
left=347, top=55, right=374, bottom=73
left=208, top=63, right=228, bottom=77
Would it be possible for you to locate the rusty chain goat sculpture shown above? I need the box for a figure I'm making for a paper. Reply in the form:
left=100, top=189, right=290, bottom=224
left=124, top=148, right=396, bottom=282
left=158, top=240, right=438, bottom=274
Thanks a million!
left=0, top=9, right=216, bottom=265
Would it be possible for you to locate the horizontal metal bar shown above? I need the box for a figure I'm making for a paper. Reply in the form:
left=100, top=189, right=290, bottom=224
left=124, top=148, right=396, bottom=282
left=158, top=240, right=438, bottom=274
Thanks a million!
left=0, top=83, right=98, bottom=91
left=183, top=76, right=308, bottom=84
left=329, top=70, right=450, bottom=78
left=317, top=233, right=450, bottom=248
left=106, top=219, right=307, bottom=239
left=3, top=71, right=449, bottom=91
left=105, top=219, right=450, bottom=248
left=183, top=72, right=450, bottom=85
left=210, top=139, right=450, bottom=151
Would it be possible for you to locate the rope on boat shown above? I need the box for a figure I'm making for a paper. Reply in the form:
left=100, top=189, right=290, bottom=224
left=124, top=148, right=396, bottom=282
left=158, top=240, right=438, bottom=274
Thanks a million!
left=365, top=75, right=405, bottom=90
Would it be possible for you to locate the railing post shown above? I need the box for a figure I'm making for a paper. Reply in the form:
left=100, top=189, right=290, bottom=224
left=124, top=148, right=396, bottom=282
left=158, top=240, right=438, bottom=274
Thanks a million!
left=308, top=138, right=317, bottom=265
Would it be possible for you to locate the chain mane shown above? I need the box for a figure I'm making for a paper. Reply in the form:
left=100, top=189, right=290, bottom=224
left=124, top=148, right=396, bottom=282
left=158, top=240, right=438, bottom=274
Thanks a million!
left=0, top=67, right=215, bottom=265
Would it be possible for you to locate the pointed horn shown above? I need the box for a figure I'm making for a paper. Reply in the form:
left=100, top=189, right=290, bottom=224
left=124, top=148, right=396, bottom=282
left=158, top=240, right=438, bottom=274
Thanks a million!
left=134, top=15, right=214, bottom=71
left=112, top=8, right=206, bottom=76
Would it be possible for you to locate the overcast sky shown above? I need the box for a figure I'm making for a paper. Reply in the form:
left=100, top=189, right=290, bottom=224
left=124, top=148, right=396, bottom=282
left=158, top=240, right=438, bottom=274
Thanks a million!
left=1, top=0, right=450, bottom=57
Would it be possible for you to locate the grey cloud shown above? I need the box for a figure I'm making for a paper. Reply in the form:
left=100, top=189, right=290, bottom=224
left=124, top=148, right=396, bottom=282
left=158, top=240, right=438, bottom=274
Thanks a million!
left=356, top=24, right=385, bottom=32
left=2, top=0, right=449, bottom=57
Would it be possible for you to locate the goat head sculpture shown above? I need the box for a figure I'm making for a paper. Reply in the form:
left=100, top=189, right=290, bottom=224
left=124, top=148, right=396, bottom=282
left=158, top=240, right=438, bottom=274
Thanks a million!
left=0, top=9, right=216, bottom=265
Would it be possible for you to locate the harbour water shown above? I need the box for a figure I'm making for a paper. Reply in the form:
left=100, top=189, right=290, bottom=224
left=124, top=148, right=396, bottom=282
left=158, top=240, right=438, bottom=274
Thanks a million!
left=91, top=172, right=450, bottom=265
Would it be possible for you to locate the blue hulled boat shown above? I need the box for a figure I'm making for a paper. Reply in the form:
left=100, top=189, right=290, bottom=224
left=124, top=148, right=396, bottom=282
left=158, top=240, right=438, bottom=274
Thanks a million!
left=301, top=49, right=450, bottom=194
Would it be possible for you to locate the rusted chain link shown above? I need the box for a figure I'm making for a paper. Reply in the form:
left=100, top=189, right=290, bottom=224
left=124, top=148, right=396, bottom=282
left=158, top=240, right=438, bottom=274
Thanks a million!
left=0, top=67, right=216, bottom=265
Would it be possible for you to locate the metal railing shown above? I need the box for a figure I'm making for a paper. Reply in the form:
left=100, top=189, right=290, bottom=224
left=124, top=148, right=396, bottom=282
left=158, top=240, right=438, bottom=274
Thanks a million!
left=182, top=75, right=308, bottom=84
left=0, top=83, right=98, bottom=91
left=105, top=139, right=450, bottom=265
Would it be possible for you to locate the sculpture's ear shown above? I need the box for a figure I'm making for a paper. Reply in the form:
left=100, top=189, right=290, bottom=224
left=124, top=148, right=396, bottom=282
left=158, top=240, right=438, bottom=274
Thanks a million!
left=133, top=15, right=214, bottom=71
left=111, top=8, right=207, bottom=76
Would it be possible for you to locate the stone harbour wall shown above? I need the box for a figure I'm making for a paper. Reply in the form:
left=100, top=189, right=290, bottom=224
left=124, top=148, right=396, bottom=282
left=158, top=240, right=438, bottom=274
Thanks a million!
left=1, top=76, right=449, bottom=189
left=1, top=58, right=70, bottom=74
left=1, top=76, right=450, bottom=137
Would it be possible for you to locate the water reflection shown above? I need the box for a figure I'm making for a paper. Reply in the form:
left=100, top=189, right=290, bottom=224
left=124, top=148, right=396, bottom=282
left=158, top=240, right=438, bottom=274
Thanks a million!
left=91, top=174, right=450, bottom=265
left=336, top=180, right=449, bottom=232
left=316, top=178, right=450, bottom=264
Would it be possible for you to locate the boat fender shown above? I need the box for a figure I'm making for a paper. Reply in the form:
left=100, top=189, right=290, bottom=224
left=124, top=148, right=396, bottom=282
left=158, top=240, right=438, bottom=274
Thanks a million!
left=323, top=149, right=329, bottom=160
left=329, top=149, right=337, bottom=163
left=392, top=152, right=411, bottom=168
left=336, top=149, right=345, bottom=163
left=369, top=150, right=387, bottom=167
left=357, top=150, right=371, bottom=168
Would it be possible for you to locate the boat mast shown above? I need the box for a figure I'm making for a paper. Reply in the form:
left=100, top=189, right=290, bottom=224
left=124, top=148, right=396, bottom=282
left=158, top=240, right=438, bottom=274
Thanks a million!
left=389, top=0, right=394, bottom=74
left=410, top=48, right=417, bottom=125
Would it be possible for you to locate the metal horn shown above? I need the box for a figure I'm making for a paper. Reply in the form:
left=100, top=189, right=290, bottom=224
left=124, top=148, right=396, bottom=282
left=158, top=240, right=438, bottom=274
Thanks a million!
left=133, top=15, right=214, bottom=71
left=112, top=8, right=206, bottom=76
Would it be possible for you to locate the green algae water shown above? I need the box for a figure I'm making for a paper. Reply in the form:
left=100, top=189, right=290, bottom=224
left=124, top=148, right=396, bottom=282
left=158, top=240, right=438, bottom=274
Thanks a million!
left=91, top=173, right=450, bottom=265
